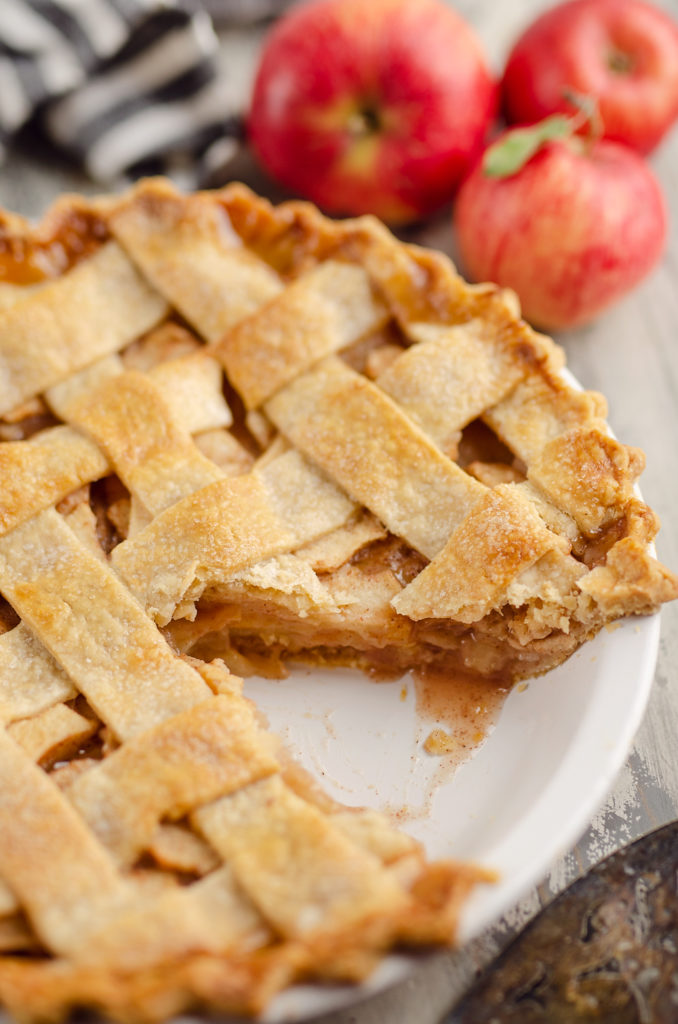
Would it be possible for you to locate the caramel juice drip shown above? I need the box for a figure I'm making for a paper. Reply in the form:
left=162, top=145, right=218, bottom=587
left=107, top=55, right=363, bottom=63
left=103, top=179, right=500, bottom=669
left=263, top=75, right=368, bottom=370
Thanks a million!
left=0, top=209, right=109, bottom=284
left=414, top=665, right=510, bottom=769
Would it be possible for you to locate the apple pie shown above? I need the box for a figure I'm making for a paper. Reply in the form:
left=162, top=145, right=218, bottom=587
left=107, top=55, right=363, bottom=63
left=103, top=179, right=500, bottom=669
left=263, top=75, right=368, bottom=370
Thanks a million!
left=0, top=179, right=675, bottom=1023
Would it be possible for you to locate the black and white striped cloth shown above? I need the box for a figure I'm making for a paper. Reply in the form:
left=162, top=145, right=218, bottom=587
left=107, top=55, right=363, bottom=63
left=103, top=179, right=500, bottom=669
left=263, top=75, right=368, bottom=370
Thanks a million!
left=0, top=0, right=289, bottom=184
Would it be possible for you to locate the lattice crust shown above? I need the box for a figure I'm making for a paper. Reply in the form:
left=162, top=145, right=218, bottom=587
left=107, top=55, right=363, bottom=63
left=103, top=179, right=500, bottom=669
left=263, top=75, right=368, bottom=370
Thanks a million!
left=0, top=243, right=168, bottom=415
left=0, top=179, right=676, bottom=1024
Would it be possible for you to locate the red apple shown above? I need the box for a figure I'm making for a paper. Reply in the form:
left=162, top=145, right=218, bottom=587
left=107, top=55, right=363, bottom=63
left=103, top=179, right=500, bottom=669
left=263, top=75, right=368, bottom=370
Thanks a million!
left=248, top=0, right=496, bottom=224
left=453, top=122, right=667, bottom=330
left=502, top=0, right=678, bottom=155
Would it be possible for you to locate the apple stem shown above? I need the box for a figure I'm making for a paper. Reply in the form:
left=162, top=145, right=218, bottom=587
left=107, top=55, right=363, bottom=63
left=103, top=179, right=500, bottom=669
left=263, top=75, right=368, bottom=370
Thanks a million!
left=608, top=49, right=634, bottom=74
left=562, top=89, right=604, bottom=151
left=347, top=106, right=381, bottom=137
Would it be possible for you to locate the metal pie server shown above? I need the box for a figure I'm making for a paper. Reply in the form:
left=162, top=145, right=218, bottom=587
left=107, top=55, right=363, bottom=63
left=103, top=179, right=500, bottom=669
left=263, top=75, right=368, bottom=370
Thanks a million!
left=448, top=820, right=678, bottom=1023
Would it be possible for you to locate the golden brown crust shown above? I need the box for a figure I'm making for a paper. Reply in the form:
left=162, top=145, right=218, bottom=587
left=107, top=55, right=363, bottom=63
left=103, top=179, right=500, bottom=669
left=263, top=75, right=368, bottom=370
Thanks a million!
left=266, top=356, right=486, bottom=559
left=392, top=484, right=568, bottom=622
left=0, top=243, right=167, bottom=415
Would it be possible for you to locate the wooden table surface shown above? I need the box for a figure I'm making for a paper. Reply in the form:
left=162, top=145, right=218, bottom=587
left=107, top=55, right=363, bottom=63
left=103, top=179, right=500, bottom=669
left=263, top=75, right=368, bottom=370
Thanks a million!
left=1, top=1, right=677, bottom=1021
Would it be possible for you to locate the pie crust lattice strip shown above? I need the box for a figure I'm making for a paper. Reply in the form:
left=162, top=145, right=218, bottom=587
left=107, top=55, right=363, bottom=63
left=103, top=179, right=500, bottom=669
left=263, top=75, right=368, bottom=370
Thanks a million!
left=0, top=179, right=675, bottom=1023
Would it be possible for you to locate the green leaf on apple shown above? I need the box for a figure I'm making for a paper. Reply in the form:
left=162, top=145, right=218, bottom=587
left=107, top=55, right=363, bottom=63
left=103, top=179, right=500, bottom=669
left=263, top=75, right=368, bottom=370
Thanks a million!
left=483, top=115, right=573, bottom=178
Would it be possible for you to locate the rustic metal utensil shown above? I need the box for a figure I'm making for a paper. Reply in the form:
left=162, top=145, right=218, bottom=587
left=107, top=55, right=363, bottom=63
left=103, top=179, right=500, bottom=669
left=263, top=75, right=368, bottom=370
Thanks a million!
left=448, top=820, right=678, bottom=1023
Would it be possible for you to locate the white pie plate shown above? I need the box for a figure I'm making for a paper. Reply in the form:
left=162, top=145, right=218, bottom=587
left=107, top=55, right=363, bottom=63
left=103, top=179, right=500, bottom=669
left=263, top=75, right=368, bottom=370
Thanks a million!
left=241, top=607, right=660, bottom=1022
